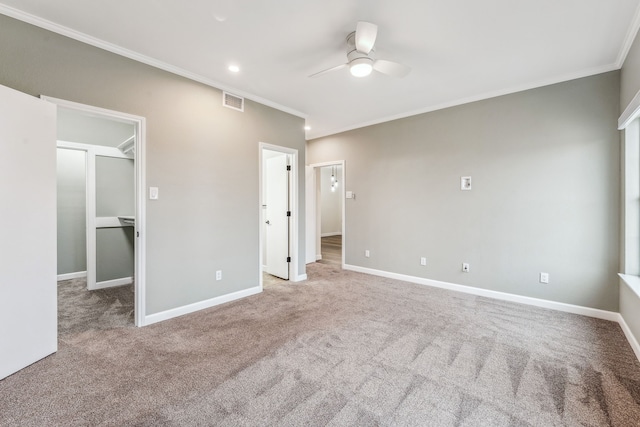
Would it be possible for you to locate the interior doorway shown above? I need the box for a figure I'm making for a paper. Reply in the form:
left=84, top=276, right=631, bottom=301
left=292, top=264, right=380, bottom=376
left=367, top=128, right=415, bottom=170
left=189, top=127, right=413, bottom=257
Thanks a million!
left=45, top=96, right=147, bottom=328
left=259, top=143, right=300, bottom=287
left=306, top=161, right=346, bottom=268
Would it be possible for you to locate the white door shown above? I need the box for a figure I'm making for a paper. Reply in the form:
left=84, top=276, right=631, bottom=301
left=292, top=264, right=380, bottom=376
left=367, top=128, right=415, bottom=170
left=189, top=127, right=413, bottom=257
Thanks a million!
left=265, top=153, right=290, bottom=279
left=0, top=84, right=57, bottom=380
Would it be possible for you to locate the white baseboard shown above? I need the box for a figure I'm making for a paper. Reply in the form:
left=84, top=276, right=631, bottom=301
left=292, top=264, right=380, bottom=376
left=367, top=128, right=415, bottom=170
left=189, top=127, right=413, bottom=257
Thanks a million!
left=144, top=286, right=262, bottom=326
left=292, top=274, right=308, bottom=282
left=343, top=264, right=620, bottom=322
left=321, top=232, right=342, bottom=237
left=617, top=314, right=640, bottom=362
left=57, top=271, right=87, bottom=281
left=316, top=254, right=322, bottom=260
left=90, top=277, right=133, bottom=290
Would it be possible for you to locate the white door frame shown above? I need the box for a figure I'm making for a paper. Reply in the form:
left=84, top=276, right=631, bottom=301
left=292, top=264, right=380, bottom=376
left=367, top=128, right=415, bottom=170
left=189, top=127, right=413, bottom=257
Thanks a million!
left=308, top=161, right=346, bottom=267
left=259, top=142, right=301, bottom=288
left=42, top=96, right=147, bottom=327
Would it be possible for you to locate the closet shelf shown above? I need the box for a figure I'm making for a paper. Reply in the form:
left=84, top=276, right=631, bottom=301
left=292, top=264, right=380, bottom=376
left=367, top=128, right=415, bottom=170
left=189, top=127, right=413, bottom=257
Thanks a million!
left=117, top=216, right=135, bottom=226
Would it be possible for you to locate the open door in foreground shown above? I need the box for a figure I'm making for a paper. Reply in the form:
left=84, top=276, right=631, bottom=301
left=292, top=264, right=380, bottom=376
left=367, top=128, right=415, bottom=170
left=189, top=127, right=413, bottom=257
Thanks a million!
left=0, top=84, right=57, bottom=379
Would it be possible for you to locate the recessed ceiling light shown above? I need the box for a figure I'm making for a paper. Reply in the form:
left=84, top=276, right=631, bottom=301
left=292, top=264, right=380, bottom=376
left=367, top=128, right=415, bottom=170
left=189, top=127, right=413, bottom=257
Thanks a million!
left=304, top=126, right=311, bottom=131
left=228, top=65, right=240, bottom=73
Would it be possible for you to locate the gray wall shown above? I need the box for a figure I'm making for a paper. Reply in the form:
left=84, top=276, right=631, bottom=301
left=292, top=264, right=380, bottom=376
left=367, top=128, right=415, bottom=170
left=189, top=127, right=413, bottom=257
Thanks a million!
left=0, top=15, right=305, bottom=315
left=320, top=166, right=342, bottom=235
left=56, top=148, right=87, bottom=275
left=96, top=156, right=134, bottom=217
left=97, top=228, right=135, bottom=282
left=58, top=109, right=135, bottom=147
left=621, top=30, right=640, bottom=112
left=308, top=72, right=620, bottom=311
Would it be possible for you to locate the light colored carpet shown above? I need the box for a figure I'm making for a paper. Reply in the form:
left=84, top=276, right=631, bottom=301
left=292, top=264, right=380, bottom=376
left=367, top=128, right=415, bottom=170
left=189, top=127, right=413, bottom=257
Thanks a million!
left=57, top=278, right=134, bottom=335
left=1, top=263, right=639, bottom=426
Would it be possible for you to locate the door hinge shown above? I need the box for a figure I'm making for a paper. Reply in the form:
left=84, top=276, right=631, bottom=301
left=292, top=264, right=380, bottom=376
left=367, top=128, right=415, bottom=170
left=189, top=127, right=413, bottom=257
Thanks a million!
left=286, top=257, right=291, bottom=263
left=286, top=165, right=291, bottom=171
left=136, top=231, right=139, bottom=237
left=286, top=211, right=291, bottom=217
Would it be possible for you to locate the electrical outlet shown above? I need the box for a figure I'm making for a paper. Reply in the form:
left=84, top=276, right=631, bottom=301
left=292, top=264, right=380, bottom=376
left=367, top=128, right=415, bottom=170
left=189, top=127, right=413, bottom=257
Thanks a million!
left=461, top=176, right=472, bottom=190
left=540, top=272, right=549, bottom=284
left=365, top=250, right=370, bottom=258
left=420, top=257, right=427, bottom=266
left=216, top=270, right=222, bottom=281
left=149, top=186, right=159, bottom=200
left=462, top=263, right=470, bottom=273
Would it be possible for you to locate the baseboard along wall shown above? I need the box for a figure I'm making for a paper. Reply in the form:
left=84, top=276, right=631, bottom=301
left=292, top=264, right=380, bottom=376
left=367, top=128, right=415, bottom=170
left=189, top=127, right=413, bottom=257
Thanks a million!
left=144, top=286, right=262, bottom=326
left=91, top=277, right=133, bottom=290
left=140, top=261, right=640, bottom=362
left=618, top=314, right=640, bottom=362
left=57, top=271, right=87, bottom=281
left=343, top=264, right=640, bottom=362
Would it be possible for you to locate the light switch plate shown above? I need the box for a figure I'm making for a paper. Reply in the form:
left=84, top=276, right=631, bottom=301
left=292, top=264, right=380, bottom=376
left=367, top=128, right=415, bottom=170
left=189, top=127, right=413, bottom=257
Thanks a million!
left=149, top=187, right=159, bottom=200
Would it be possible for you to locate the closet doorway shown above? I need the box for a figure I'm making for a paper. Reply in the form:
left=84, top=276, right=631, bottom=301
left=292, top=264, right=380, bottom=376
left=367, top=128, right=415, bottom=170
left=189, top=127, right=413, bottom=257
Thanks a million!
left=47, top=96, right=147, bottom=329
left=306, top=161, right=345, bottom=268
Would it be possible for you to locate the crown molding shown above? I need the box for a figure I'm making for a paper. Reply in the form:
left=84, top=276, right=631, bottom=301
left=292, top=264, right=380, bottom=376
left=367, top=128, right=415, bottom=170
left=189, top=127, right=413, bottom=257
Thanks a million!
left=616, top=0, right=640, bottom=68
left=0, top=4, right=307, bottom=119
left=307, top=63, right=619, bottom=140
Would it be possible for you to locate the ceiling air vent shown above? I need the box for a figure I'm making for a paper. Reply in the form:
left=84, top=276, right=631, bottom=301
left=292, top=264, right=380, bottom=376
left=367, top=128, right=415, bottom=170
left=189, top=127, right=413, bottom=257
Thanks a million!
left=223, top=92, right=244, bottom=112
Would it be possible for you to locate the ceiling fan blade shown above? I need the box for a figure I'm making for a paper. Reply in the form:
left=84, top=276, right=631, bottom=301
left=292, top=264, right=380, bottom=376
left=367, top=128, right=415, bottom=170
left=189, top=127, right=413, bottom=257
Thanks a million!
left=309, top=63, right=348, bottom=78
left=373, top=59, right=411, bottom=78
left=355, top=21, right=378, bottom=54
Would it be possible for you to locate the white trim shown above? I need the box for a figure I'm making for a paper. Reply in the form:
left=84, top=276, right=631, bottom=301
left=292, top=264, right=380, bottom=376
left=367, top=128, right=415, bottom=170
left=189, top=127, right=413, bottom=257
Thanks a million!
left=46, top=96, right=147, bottom=327
left=57, top=271, right=87, bottom=281
left=617, top=313, right=640, bottom=362
left=321, top=232, right=342, bottom=237
left=135, top=117, right=147, bottom=327
left=343, top=264, right=620, bottom=322
left=616, top=0, right=640, bottom=68
left=144, top=286, right=262, bottom=326
left=92, top=277, right=133, bottom=290
left=308, top=161, right=346, bottom=268
left=1, top=5, right=305, bottom=120
left=86, top=148, right=97, bottom=290
left=292, top=274, right=308, bottom=282
left=307, top=64, right=618, bottom=140
left=619, top=273, right=640, bottom=299
left=57, top=140, right=133, bottom=159
left=259, top=143, right=301, bottom=285
left=619, top=89, right=640, bottom=130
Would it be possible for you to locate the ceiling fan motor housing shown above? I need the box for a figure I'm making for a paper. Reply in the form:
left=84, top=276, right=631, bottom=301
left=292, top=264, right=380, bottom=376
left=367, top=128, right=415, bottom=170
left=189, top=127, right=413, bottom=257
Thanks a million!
left=347, top=31, right=374, bottom=60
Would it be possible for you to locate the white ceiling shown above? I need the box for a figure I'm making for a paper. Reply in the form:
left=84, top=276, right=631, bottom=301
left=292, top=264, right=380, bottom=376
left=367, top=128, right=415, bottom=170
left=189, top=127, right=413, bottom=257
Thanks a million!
left=1, top=0, right=639, bottom=139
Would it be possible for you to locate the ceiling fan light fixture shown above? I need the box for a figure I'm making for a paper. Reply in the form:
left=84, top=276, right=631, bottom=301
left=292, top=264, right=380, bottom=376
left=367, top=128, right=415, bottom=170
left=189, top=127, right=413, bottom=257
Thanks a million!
left=349, top=58, right=373, bottom=77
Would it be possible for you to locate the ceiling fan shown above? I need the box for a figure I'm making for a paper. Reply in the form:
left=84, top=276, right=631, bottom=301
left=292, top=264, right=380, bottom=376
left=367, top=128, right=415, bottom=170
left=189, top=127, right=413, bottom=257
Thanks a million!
left=310, top=21, right=411, bottom=79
